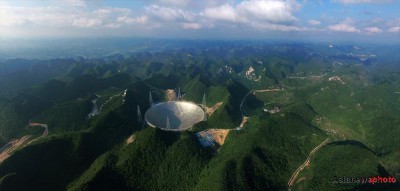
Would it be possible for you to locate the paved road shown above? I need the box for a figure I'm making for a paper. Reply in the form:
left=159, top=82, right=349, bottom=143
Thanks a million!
left=287, top=138, right=329, bottom=190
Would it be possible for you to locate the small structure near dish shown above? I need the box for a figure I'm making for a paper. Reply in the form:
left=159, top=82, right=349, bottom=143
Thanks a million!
left=263, top=107, right=281, bottom=114
left=196, top=131, right=215, bottom=147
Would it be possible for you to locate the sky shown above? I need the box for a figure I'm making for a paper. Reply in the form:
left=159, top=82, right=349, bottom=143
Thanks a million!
left=1, top=0, right=400, bottom=42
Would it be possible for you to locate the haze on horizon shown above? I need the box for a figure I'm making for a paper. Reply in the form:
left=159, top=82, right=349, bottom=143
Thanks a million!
left=0, top=0, right=400, bottom=43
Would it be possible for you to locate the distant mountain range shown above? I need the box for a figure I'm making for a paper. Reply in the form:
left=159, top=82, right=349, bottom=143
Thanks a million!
left=0, top=41, right=399, bottom=191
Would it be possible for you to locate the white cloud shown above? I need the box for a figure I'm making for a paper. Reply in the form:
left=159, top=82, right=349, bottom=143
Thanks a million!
left=0, top=0, right=305, bottom=37
left=158, top=0, right=191, bottom=7
left=201, top=0, right=301, bottom=32
left=152, top=0, right=232, bottom=9
left=251, top=22, right=303, bottom=31
left=0, top=6, right=30, bottom=27
left=0, top=5, right=77, bottom=28
left=0, top=2, right=148, bottom=34
left=146, top=5, right=195, bottom=22
left=64, top=0, right=86, bottom=7
left=72, top=18, right=102, bottom=28
left=141, top=1, right=302, bottom=33
left=236, top=0, right=298, bottom=23
left=93, top=8, right=131, bottom=16
left=203, top=0, right=298, bottom=24
left=328, top=18, right=360, bottom=32
left=103, top=23, right=121, bottom=29
left=308, top=19, right=321, bottom=25
left=117, top=16, right=148, bottom=24
left=388, top=26, right=400, bottom=32
left=203, top=4, right=237, bottom=22
left=332, top=0, right=392, bottom=4
left=93, top=8, right=112, bottom=15
left=9, top=0, right=398, bottom=38
left=328, top=23, right=360, bottom=32
left=363, top=27, right=382, bottom=34
left=183, top=22, right=202, bottom=29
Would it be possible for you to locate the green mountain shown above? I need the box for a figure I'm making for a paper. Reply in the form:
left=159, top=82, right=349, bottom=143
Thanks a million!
left=0, top=42, right=399, bottom=191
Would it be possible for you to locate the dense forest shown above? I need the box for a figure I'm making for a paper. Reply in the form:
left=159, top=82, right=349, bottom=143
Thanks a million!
left=0, top=41, right=399, bottom=191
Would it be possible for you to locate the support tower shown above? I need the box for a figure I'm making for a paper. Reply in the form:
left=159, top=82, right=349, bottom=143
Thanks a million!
left=149, top=91, right=154, bottom=106
left=166, top=116, right=171, bottom=129
left=137, top=105, right=143, bottom=123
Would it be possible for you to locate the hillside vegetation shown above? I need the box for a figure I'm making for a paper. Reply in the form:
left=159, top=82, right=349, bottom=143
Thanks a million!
left=0, top=42, right=399, bottom=191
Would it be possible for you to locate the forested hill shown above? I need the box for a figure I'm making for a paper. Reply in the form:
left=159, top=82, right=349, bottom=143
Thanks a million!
left=0, top=42, right=399, bottom=191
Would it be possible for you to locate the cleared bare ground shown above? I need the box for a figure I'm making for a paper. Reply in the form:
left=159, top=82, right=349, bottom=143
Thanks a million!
left=208, top=129, right=230, bottom=146
left=205, top=102, right=223, bottom=116
left=126, top=134, right=136, bottom=144
left=239, top=116, right=249, bottom=128
left=198, top=129, right=230, bottom=146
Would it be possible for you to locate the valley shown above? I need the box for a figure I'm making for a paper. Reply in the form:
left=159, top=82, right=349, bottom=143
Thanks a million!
left=0, top=41, right=399, bottom=191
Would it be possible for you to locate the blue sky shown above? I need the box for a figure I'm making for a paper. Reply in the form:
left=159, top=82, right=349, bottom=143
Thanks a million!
left=1, top=0, right=399, bottom=42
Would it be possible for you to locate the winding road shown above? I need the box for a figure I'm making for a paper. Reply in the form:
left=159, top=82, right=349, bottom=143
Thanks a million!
left=238, top=88, right=330, bottom=191
left=238, top=88, right=284, bottom=129
left=28, top=122, right=49, bottom=137
left=239, top=88, right=328, bottom=190
left=287, top=138, right=329, bottom=190
left=0, top=122, right=49, bottom=163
